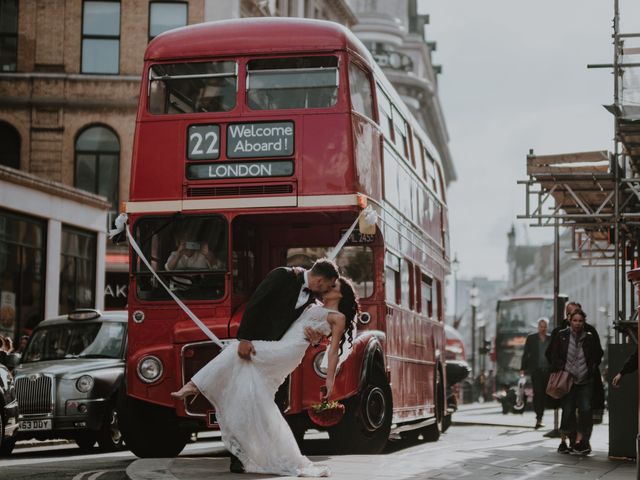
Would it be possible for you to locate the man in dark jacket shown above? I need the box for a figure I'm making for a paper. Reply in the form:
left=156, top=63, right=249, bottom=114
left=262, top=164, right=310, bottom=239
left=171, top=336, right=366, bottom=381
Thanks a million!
left=612, top=347, right=638, bottom=387
left=521, top=317, right=551, bottom=429
left=231, top=258, right=339, bottom=473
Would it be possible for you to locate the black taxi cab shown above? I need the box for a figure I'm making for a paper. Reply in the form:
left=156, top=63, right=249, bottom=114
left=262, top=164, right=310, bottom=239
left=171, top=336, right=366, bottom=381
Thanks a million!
left=11, top=309, right=126, bottom=452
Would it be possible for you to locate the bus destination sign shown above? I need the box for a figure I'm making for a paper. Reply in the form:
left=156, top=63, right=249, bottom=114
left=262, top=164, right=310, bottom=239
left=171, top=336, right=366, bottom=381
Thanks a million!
left=187, top=160, right=294, bottom=180
left=227, top=122, right=294, bottom=158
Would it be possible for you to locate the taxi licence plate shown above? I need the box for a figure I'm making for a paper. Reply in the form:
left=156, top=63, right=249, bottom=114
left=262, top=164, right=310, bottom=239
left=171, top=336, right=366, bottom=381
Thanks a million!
left=20, top=419, right=52, bottom=431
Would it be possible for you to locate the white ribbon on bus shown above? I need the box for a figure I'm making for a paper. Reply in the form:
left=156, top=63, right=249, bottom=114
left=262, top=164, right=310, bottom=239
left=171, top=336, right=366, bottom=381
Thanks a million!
left=108, top=205, right=377, bottom=351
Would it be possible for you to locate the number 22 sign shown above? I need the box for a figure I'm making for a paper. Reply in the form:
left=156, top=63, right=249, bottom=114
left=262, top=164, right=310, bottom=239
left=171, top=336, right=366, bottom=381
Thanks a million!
left=188, top=124, right=220, bottom=160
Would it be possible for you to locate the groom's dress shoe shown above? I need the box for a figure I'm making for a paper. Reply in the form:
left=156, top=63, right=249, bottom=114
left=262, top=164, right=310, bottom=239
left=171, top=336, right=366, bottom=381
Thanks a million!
left=230, top=455, right=245, bottom=474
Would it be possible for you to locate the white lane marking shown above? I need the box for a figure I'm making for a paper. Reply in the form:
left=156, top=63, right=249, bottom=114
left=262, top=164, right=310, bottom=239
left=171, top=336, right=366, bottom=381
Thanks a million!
left=71, top=470, right=108, bottom=480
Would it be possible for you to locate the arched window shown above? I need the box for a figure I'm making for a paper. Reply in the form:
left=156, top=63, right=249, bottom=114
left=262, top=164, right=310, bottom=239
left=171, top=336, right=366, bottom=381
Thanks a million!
left=0, top=121, right=20, bottom=169
left=75, top=125, right=120, bottom=211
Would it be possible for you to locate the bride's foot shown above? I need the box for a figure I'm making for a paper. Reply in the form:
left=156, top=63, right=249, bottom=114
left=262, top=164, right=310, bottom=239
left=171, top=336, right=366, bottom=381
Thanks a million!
left=171, top=381, right=200, bottom=403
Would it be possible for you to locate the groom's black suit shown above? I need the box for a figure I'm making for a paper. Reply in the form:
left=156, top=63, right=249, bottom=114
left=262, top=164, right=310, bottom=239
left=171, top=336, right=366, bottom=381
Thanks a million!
left=237, top=266, right=312, bottom=341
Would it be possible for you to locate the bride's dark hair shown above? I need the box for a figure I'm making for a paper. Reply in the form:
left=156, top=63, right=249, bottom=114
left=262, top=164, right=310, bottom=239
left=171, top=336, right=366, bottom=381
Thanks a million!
left=336, top=276, right=358, bottom=355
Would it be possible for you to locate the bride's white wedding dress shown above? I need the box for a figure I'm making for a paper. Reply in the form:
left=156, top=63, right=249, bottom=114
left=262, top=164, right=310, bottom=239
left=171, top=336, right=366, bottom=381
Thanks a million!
left=191, top=304, right=335, bottom=477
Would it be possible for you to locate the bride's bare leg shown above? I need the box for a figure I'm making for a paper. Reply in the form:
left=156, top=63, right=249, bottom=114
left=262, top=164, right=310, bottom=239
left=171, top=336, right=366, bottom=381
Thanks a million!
left=170, top=380, right=200, bottom=402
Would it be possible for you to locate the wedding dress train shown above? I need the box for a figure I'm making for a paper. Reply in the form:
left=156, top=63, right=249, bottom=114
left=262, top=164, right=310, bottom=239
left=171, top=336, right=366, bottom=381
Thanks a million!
left=191, top=305, right=335, bottom=477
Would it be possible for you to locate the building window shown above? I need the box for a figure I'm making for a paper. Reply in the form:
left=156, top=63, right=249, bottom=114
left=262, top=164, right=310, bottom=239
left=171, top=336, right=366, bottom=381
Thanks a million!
left=0, top=121, right=20, bottom=169
left=149, top=2, right=187, bottom=41
left=75, top=126, right=120, bottom=212
left=0, top=0, right=18, bottom=72
left=59, top=226, right=96, bottom=314
left=0, top=209, right=46, bottom=341
left=81, top=0, right=120, bottom=74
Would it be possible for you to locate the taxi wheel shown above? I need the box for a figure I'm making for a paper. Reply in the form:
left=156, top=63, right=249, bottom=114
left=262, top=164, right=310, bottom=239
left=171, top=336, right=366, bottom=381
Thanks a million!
left=328, top=368, right=392, bottom=454
left=97, top=406, right=124, bottom=451
left=0, top=413, right=16, bottom=456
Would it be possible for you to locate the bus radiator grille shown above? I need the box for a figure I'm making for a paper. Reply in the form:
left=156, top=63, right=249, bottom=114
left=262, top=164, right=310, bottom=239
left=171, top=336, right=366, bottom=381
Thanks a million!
left=187, top=184, right=294, bottom=197
left=182, top=341, right=223, bottom=415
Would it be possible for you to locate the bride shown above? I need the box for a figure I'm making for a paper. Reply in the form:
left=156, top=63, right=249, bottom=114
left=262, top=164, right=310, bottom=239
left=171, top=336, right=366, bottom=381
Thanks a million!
left=171, top=276, right=358, bottom=477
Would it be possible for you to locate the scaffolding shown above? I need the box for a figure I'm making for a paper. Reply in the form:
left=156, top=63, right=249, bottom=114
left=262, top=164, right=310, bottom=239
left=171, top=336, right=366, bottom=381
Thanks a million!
left=518, top=1, right=640, bottom=341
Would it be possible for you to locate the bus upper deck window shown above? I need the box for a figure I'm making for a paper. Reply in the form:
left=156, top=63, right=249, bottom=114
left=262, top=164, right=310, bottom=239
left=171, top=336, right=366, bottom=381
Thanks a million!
left=148, top=61, right=237, bottom=114
left=246, top=56, right=339, bottom=110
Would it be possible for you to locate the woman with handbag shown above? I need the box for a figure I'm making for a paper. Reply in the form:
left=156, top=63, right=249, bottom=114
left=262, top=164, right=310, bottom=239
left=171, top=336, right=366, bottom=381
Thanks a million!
left=546, top=308, right=603, bottom=456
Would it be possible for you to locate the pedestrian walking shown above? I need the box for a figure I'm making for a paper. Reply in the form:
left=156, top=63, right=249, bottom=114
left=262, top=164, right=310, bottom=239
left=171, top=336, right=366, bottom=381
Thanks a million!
left=520, top=317, right=551, bottom=429
left=546, top=308, right=603, bottom=456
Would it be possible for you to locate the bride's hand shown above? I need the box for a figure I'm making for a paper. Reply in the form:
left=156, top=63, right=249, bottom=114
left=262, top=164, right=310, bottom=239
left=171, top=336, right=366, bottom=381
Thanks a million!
left=237, top=340, right=256, bottom=360
left=323, top=379, right=334, bottom=400
left=304, top=327, right=323, bottom=348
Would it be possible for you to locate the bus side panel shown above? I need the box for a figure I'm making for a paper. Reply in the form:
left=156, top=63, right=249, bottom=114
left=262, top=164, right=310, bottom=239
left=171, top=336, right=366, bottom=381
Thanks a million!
left=385, top=307, right=404, bottom=417
left=352, top=115, right=383, bottom=200
left=130, top=122, right=184, bottom=201
left=299, top=114, right=354, bottom=195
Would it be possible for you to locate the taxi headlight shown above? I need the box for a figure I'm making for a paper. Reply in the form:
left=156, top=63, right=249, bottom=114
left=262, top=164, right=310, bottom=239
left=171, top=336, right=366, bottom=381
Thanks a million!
left=76, top=375, right=94, bottom=393
left=313, top=351, right=327, bottom=378
left=137, top=356, right=163, bottom=383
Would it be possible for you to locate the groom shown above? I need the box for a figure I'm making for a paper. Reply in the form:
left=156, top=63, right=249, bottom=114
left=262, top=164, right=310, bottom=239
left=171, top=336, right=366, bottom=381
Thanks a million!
left=230, top=257, right=340, bottom=473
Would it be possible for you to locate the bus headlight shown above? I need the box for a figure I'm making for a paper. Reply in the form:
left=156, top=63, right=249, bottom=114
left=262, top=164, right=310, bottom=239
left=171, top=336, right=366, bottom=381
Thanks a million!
left=76, top=375, right=94, bottom=393
left=313, top=351, right=327, bottom=378
left=137, top=356, right=163, bottom=383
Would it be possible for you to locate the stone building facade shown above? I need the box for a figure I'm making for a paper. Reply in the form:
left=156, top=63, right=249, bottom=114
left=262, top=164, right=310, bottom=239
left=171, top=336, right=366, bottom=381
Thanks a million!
left=0, top=0, right=356, bottom=312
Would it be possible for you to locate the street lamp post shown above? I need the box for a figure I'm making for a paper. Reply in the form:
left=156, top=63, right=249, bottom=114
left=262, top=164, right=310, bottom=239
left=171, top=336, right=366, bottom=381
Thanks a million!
left=452, top=254, right=460, bottom=324
left=469, top=284, right=480, bottom=379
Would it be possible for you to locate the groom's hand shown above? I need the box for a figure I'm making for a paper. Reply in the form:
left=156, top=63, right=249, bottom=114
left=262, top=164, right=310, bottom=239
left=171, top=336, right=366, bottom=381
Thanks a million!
left=304, top=327, right=323, bottom=347
left=237, top=340, right=256, bottom=360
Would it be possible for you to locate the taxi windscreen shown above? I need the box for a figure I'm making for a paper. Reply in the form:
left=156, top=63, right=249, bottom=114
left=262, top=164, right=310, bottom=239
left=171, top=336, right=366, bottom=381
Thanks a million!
left=23, top=322, right=126, bottom=362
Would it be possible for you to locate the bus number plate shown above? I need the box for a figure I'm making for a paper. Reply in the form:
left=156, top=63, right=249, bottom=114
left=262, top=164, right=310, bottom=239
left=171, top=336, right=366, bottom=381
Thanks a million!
left=342, top=228, right=375, bottom=244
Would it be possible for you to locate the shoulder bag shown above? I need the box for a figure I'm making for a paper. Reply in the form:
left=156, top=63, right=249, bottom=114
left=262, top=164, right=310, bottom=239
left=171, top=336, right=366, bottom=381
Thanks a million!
left=546, top=370, right=573, bottom=399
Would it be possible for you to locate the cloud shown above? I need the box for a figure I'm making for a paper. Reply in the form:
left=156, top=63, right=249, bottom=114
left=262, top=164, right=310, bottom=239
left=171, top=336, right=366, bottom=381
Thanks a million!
left=418, top=0, right=640, bottom=279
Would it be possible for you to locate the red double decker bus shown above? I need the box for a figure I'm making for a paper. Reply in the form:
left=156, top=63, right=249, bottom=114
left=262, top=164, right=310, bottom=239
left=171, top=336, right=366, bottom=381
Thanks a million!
left=120, top=18, right=451, bottom=457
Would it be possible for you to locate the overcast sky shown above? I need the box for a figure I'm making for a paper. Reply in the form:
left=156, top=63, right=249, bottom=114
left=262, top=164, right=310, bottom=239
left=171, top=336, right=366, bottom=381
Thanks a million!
left=418, top=0, right=640, bottom=281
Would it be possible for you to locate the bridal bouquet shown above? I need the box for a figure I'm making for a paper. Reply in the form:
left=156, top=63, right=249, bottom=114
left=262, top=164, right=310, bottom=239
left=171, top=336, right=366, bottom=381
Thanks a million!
left=308, top=400, right=345, bottom=427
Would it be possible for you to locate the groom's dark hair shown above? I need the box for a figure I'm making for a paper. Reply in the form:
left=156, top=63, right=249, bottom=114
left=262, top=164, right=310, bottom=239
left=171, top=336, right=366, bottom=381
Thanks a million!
left=309, top=258, right=339, bottom=280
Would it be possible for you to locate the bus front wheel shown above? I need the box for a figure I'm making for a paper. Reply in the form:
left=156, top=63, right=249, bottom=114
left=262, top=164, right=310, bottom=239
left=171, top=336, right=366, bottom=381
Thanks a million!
left=119, top=397, right=190, bottom=458
left=328, top=369, right=392, bottom=454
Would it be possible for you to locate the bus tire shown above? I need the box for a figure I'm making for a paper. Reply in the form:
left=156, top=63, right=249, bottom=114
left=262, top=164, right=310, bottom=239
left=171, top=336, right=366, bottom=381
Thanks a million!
left=74, top=432, right=97, bottom=452
left=328, top=368, right=392, bottom=454
left=422, top=366, right=444, bottom=442
left=119, top=396, right=190, bottom=458
left=97, top=404, right=124, bottom=451
left=442, top=413, right=452, bottom=432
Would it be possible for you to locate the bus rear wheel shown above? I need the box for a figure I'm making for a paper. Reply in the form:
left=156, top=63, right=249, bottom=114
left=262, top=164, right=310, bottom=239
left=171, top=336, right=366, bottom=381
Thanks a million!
left=119, top=397, right=190, bottom=458
left=422, top=367, right=445, bottom=442
left=328, top=369, right=392, bottom=454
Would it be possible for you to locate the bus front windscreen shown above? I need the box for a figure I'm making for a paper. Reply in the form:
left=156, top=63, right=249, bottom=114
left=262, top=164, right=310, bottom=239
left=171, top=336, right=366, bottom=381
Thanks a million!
left=495, top=298, right=554, bottom=386
left=286, top=246, right=373, bottom=299
left=134, top=215, right=228, bottom=301
left=148, top=61, right=237, bottom=114
left=497, top=299, right=554, bottom=334
left=246, top=56, right=339, bottom=110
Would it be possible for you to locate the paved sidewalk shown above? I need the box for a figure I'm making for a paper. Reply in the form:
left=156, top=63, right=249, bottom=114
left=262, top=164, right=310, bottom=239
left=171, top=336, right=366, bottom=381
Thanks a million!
left=126, top=403, right=637, bottom=480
